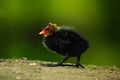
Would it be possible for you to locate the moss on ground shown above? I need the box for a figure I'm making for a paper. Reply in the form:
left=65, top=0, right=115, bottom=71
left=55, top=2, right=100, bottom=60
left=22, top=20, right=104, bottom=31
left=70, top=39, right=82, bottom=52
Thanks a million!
left=0, top=58, right=120, bottom=80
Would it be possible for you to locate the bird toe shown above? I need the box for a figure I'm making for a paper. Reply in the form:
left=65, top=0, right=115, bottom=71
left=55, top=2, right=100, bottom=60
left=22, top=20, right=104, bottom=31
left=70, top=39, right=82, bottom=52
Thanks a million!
left=75, top=64, right=85, bottom=68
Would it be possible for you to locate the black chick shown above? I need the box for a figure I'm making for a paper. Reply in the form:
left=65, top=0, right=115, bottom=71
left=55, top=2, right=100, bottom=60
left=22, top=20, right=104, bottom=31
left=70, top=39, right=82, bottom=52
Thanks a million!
left=39, top=23, right=89, bottom=68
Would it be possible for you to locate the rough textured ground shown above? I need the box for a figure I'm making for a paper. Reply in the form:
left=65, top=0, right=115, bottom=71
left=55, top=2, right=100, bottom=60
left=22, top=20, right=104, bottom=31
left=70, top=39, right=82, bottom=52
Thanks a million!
left=0, top=58, right=120, bottom=80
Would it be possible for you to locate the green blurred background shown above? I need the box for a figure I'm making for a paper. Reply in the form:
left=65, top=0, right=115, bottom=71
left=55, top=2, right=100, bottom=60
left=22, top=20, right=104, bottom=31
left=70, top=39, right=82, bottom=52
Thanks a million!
left=0, top=0, right=120, bottom=67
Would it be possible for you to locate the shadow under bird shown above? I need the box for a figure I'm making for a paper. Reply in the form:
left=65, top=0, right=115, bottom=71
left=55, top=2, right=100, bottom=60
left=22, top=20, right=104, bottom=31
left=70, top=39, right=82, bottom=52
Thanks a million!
left=39, top=23, right=89, bottom=68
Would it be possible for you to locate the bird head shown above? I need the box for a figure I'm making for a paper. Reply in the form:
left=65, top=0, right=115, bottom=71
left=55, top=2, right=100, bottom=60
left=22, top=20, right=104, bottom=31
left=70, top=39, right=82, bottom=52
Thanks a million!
left=39, top=23, right=59, bottom=37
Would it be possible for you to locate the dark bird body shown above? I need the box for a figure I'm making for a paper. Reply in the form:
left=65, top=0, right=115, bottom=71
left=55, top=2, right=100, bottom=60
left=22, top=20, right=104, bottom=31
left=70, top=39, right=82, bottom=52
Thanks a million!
left=39, top=23, right=89, bottom=67
left=44, top=29, right=88, bottom=56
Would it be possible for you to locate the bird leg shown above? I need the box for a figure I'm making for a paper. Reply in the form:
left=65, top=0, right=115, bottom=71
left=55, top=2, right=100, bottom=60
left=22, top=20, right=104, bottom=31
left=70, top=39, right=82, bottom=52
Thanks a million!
left=57, top=54, right=69, bottom=66
left=76, top=56, right=85, bottom=68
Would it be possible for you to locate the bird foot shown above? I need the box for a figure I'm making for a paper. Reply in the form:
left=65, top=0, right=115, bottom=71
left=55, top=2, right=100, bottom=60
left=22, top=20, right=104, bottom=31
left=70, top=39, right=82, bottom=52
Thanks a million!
left=56, top=63, right=63, bottom=66
left=75, top=64, right=85, bottom=68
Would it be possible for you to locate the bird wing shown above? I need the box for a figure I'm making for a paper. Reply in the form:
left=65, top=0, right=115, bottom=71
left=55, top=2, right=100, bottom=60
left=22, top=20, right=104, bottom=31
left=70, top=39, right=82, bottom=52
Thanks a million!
left=55, top=31, right=75, bottom=49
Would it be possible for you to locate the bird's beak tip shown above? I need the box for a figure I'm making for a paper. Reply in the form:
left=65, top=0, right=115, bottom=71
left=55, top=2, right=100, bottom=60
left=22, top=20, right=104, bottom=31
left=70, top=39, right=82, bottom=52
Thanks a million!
left=39, top=31, right=43, bottom=35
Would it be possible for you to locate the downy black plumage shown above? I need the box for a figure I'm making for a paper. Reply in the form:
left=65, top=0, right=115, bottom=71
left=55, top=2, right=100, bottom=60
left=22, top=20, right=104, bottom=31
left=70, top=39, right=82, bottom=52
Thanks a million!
left=39, top=23, right=89, bottom=68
